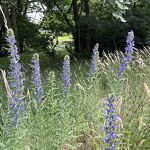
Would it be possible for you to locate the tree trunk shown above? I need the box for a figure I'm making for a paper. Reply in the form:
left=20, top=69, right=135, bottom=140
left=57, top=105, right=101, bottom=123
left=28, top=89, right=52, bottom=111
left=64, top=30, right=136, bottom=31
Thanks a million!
left=83, top=0, right=91, bottom=55
left=72, top=0, right=81, bottom=55
left=19, top=0, right=29, bottom=53
left=23, top=0, right=29, bottom=16
left=11, top=5, right=20, bottom=52
left=3, top=3, right=20, bottom=52
left=54, top=0, right=81, bottom=56
left=0, top=22, right=6, bottom=55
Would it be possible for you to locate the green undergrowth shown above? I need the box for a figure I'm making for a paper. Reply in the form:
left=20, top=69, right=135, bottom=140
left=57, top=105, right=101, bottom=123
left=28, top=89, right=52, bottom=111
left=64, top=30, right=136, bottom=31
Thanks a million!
left=0, top=48, right=150, bottom=149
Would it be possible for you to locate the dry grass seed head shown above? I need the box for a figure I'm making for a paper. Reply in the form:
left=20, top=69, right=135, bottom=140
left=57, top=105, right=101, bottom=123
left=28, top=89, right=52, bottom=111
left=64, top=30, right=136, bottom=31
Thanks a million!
left=117, top=96, right=123, bottom=115
left=143, top=82, right=150, bottom=104
left=137, top=139, right=146, bottom=150
left=138, top=116, right=143, bottom=130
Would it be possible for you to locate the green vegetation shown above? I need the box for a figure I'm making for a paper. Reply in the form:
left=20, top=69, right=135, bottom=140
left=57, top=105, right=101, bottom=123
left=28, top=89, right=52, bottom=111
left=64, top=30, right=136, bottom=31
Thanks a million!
left=0, top=1, right=150, bottom=149
left=0, top=48, right=150, bottom=149
left=1, top=1, right=150, bottom=57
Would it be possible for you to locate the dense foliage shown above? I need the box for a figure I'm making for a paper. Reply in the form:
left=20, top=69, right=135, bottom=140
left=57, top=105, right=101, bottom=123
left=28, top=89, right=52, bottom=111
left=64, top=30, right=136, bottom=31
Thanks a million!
left=0, top=29, right=150, bottom=149
left=0, top=0, right=150, bottom=57
left=0, top=1, right=150, bottom=149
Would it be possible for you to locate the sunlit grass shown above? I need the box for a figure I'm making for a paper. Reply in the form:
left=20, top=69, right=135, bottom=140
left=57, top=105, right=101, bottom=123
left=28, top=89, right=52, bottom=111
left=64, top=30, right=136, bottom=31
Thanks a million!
left=58, top=34, right=73, bottom=44
left=0, top=47, right=150, bottom=149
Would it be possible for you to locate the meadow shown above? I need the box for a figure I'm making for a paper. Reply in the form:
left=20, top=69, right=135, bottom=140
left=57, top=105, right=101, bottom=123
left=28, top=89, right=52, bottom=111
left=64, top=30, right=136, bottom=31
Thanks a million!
left=0, top=29, right=150, bottom=150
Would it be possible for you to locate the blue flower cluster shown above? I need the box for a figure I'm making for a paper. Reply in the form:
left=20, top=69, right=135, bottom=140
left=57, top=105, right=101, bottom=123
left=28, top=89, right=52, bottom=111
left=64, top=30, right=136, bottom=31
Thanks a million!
left=6, top=29, right=24, bottom=125
left=104, top=96, right=117, bottom=150
left=31, top=53, right=43, bottom=103
left=89, top=43, right=99, bottom=78
left=118, top=31, right=135, bottom=77
left=104, top=31, right=134, bottom=149
left=63, top=55, right=71, bottom=94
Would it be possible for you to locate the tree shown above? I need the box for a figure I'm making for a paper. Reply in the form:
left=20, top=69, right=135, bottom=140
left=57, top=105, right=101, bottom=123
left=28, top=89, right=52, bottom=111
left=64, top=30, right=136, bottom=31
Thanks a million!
left=0, top=0, right=42, bottom=54
left=1, top=0, right=150, bottom=56
left=0, top=14, right=6, bottom=56
left=42, top=0, right=131, bottom=56
left=1, top=0, right=21, bottom=52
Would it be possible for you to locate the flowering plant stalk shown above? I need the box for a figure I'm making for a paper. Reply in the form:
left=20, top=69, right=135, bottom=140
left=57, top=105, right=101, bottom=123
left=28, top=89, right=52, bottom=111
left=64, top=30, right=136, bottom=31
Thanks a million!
left=118, top=31, right=135, bottom=77
left=6, top=28, right=24, bottom=126
left=103, top=31, right=134, bottom=149
left=89, top=43, right=99, bottom=79
left=31, top=53, right=43, bottom=103
left=104, top=95, right=117, bottom=150
left=63, top=55, right=71, bottom=94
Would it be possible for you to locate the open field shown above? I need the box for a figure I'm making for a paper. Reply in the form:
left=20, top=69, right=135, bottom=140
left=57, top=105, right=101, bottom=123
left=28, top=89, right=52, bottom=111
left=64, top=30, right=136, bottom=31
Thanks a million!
left=0, top=46, right=150, bottom=149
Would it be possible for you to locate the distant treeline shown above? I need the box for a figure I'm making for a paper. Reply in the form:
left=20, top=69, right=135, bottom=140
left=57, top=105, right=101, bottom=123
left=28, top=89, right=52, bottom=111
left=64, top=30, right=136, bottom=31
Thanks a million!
left=0, top=0, right=150, bottom=57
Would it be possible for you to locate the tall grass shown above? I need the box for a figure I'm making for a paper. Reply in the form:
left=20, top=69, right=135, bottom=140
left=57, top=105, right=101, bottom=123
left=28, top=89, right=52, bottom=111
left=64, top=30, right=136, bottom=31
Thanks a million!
left=0, top=34, right=150, bottom=149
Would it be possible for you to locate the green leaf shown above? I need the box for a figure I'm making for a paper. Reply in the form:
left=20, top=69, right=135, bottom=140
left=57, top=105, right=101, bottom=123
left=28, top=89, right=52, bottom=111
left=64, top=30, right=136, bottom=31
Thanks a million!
left=112, top=12, right=126, bottom=22
left=115, top=1, right=129, bottom=10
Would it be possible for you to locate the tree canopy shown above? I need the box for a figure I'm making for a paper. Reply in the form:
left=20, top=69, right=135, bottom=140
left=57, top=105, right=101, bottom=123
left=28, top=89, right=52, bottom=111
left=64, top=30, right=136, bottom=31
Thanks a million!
left=0, top=0, right=150, bottom=57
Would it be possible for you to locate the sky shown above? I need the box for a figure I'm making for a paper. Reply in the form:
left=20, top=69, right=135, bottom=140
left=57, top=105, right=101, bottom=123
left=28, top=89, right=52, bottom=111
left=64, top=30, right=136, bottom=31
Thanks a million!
left=26, top=2, right=46, bottom=23
left=27, top=11, right=44, bottom=23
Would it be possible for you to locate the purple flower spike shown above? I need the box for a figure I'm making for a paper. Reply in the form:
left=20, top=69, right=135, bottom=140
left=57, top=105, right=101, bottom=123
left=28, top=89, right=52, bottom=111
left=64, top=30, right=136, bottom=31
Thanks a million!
left=89, top=43, right=99, bottom=78
left=31, top=53, right=43, bottom=103
left=6, top=29, right=24, bottom=126
left=118, top=31, right=135, bottom=77
left=63, top=55, right=71, bottom=94
left=104, top=95, right=117, bottom=150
